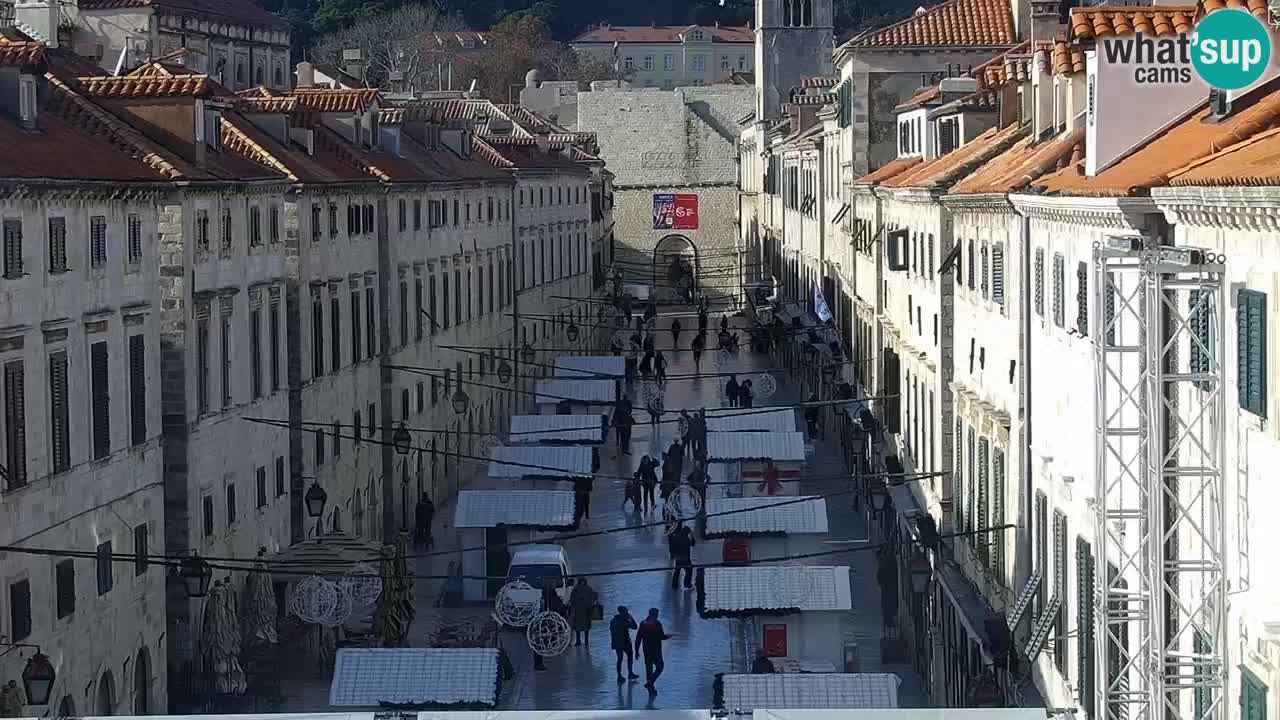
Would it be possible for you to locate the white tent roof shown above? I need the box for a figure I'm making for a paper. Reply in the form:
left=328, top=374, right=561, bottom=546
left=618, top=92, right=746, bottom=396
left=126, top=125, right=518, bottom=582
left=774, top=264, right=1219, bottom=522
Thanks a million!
left=719, top=673, right=901, bottom=710
left=329, top=648, right=498, bottom=706
left=534, top=378, right=617, bottom=405
left=706, top=409, right=797, bottom=433
left=706, top=432, right=807, bottom=462
left=704, top=496, right=829, bottom=536
left=508, top=414, right=607, bottom=444
left=454, top=490, right=576, bottom=528
left=702, top=566, right=852, bottom=612
left=486, top=445, right=592, bottom=478
left=554, top=355, right=626, bottom=378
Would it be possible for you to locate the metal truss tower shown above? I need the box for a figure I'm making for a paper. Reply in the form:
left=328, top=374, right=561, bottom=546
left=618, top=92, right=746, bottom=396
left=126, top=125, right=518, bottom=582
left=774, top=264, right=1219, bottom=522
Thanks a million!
left=1093, top=238, right=1227, bottom=720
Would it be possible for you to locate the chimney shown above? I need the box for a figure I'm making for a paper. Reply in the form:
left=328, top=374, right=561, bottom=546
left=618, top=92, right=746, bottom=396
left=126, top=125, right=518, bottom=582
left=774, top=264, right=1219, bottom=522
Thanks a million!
left=296, top=61, right=314, bottom=88
left=939, top=76, right=978, bottom=102
left=14, top=0, right=60, bottom=48
left=342, top=48, right=364, bottom=84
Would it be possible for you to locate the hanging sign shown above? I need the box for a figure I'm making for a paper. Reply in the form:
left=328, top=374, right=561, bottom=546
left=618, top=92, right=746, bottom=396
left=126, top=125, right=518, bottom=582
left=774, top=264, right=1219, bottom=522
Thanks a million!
left=653, top=193, right=699, bottom=230
left=762, top=623, right=788, bottom=657
left=813, top=287, right=833, bottom=323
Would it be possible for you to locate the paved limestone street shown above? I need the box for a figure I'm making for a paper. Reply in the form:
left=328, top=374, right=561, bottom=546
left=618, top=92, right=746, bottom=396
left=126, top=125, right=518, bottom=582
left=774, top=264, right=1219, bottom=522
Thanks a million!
left=276, top=313, right=926, bottom=712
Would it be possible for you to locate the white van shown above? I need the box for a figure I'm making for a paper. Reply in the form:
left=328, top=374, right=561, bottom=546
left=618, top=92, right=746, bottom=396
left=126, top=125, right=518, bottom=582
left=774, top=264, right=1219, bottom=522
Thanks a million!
left=505, top=544, right=574, bottom=608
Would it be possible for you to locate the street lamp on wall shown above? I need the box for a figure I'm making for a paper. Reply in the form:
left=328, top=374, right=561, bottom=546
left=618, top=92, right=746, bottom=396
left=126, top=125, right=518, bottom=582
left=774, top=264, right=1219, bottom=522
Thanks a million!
left=0, top=645, right=57, bottom=706
left=451, top=385, right=471, bottom=415
left=868, top=479, right=889, bottom=512
left=497, top=358, right=513, bottom=385
left=304, top=482, right=328, bottom=519
left=909, top=555, right=932, bottom=595
left=178, top=554, right=214, bottom=599
left=392, top=422, right=413, bottom=456
left=566, top=322, right=580, bottom=343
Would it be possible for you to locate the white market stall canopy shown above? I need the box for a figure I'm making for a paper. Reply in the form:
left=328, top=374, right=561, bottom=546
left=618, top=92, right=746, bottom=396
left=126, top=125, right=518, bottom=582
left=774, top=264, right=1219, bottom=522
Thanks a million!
left=706, top=409, right=796, bottom=433
left=535, top=378, right=617, bottom=405
left=706, top=432, right=807, bottom=462
left=704, top=496, right=829, bottom=537
left=554, top=355, right=626, bottom=379
left=702, top=566, right=852, bottom=613
left=487, top=445, right=592, bottom=478
left=509, top=414, right=608, bottom=444
left=454, top=490, right=576, bottom=529
left=718, top=673, right=901, bottom=710
left=329, top=648, right=499, bottom=707
left=32, top=707, right=1054, bottom=720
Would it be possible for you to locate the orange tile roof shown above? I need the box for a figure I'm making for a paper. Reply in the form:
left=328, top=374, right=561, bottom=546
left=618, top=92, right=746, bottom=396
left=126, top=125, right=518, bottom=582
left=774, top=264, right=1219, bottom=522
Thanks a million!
left=1166, top=124, right=1280, bottom=186
left=854, top=156, right=923, bottom=185
left=473, top=135, right=515, bottom=169
left=1034, top=83, right=1280, bottom=195
left=895, top=86, right=942, bottom=112
left=220, top=119, right=298, bottom=182
left=0, top=38, right=45, bottom=67
left=293, top=88, right=380, bottom=114
left=930, top=89, right=1000, bottom=117
left=76, top=74, right=216, bottom=98
left=572, top=24, right=753, bottom=44
left=1200, top=0, right=1269, bottom=19
left=1069, top=6, right=1196, bottom=40
left=1038, top=39, right=1085, bottom=75
left=952, top=127, right=1085, bottom=193
left=42, top=74, right=185, bottom=179
left=802, top=76, right=838, bottom=88
left=790, top=93, right=836, bottom=106
left=884, top=122, right=1027, bottom=188
left=848, top=0, right=1016, bottom=48
left=237, top=95, right=299, bottom=113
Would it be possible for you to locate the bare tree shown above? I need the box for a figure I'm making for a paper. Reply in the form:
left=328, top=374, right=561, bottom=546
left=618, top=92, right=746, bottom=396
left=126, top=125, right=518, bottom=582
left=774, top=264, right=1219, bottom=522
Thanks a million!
left=311, top=5, right=468, bottom=92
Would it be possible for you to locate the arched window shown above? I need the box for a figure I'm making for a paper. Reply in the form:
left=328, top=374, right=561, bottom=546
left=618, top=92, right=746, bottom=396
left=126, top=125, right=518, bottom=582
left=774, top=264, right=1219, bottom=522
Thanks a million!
left=783, top=0, right=794, bottom=26
left=802, top=0, right=813, bottom=25
left=133, top=648, right=151, bottom=714
left=255, top=64, right=264, bottom=85
left=58, top=696, right=76, bottom=717
left=97, top=670, right=117, bottom=716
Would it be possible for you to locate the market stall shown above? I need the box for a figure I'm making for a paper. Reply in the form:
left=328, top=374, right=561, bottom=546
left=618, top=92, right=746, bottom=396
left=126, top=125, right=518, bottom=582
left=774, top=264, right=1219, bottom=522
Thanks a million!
left=453, top=490, right=577, bottom=601
left=534, top=379, right=618, bottom=416
left=508, top=414, right=609, bottom=446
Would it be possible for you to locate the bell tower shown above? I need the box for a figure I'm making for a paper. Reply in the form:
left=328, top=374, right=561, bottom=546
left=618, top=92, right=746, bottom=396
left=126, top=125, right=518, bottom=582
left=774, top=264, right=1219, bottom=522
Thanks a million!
left=754, top=0, right=835, bottom=120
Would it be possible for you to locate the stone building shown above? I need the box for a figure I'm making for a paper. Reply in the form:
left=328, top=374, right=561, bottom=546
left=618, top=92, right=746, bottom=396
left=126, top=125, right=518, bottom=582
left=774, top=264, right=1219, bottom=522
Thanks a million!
left=578, top=84, right=751, bottom=300
left=0, top=37, right=169, bottom=718
left=571, top=22, right=753, bottom=89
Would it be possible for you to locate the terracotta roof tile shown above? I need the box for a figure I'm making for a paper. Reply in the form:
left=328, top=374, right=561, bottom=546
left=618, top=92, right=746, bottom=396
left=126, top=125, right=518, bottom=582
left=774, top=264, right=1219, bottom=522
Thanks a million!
left=895, top=86, right=942, bottom=112
left=884, top=122, right=1027, bottom=188
left=789, top=92, right=836, bottom=106
left=1069, top=6, right=1197, bottom=40
left=378, top=104, right=441, bottom=125
left=801, top=76, right=838, bottom=88
left=472, top=135, right=515, bottom=169
left=854, top=156, right=923, bottom=185
left=1167, top=125, right=1280, bottom=186
left=1199, top=0, right=1269, bottom=20
left=929, top=89, right=1000, bottom=118
left=0, top=38, right=45, bottom=67
left=848, top=0, right=1016, bottom=48
left=1039, top=38, right=1085, bottom=75
left=237, top=95, right=299, bottom=114
left=42, top=74, right=185, bottom=179
left=293, top=88, right=380, bottom=114
left=1034, top=83, right=1280, bottom=195
left=78, top=0, right=288, bottom=28
left=221, top=118, right=298, bottom=181
left=572, top=24, right=753, bottom=44
left=76, top=74, right=217, bottom=98
left=952, top=127, right=1085, bottom=193
left=237, top=86, right=284, bottom=98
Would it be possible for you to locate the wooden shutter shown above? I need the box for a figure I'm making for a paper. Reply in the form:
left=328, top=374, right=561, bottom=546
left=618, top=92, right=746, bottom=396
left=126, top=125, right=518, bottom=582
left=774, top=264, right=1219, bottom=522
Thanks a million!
left=1034, top=248, right=1045, bottom=317
left=55, top=559, right=75, bottom=618
left=329, top=296, right=341, bottom=371
left=8, top=580, right=31, bottom=640
left=1237, top=290, right=1268, bottom=417
left=129, top=334, right=146, bottom=446
left=250, top=307, right=262, bottom=399
left=1076, top=261, right=1089, bottom=335
left=1053, top=254, right=1066, bottom=327
left=312, top=295, right=324, bottom=378
left=96, top=540, right=113, bottom=595
left=980, top=244, right=989, bottom=299
left=1241, top=669, right=1268, bottom=720
left=1053, top=510, right=1069, bottom=671
left=953, top=417, right=964, bottom=533
left=400, top=281, right=409, bottom=346
left=256, top=466, right=267, bottom=507
left=365, top=286, right=375, bottom=357
left=46, top=353, right=67, bottom=474
left=3, top=360, right=26, bottom=486
left=269, top=299, right=280, bottom=391
left=415, top=278, right=424, bottom=340
left=351, top=290, right=361, bottom=361
left=977, top=437, right=989, bottom=562
left=3, top=218, right=22, bottom=278
left=1077, top=538, right=1096, bottom=720
left=91, top=341, right=110, bottom=460
left=991, top=448, right=1006, bottom=582
left=992, top=243, right=1005, bottom=305
left=966, top=428, right=976, bottom=537
left=134, top=524, right=148, bottom=576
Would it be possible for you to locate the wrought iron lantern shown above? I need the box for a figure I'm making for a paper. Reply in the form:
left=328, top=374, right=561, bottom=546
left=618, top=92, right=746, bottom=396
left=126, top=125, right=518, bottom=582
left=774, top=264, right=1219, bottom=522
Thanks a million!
left=20, top=652, right=55, bottom=706
left=179, top=554, right=214, bottom=599
left=304, top=482, right=328, bottom=519
left=392, top=422, right=412, bottom=455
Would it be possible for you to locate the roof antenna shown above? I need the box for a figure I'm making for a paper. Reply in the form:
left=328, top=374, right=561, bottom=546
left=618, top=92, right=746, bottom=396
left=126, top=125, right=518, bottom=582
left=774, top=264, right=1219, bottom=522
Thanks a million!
left=113, top=46, right=128, bottom=76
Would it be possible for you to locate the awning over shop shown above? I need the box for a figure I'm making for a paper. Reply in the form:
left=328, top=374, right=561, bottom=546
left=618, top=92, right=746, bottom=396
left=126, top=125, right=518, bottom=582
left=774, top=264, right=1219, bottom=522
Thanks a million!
left=700, top=566, right=852, bottom=615
left=329, top=648, right=499, bottom=707
left=706, top=408, right=797, bottom=433
left=454, top=490, right=577, bottom=529
left=534, top=379, right=617, bottom=406
left=487, top=445, right=593, bottom=478
left=717, top=673, right=901, bottom=710
left=265, top=532, right=383, bottom=578
left=704, top=496, right=829, bottom=537
left=554, top=355, right=626, bottom=379
left=508, top=414, right=608, bottom=444
left=707, top=431, right=807, bottom=462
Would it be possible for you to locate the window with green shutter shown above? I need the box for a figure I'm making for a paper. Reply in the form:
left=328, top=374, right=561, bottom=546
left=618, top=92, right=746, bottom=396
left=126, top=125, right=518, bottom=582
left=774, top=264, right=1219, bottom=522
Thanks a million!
left=1241, top=668, right=1268, bottom=720
left=1237, top=289, right=1267, bottom=417
left=991, top=448, right=1006, bottom=584
left=1105, top=272, right=1118, bottom=345
left=967, top=428, right=976, bottom=541
left=1189, top=288, right=1214, bottom=391
left=1053, top=510, right=1069, bottom=673
left=1195, top=630, right=1213, bottom=719
left=976, top=437, right=989, bottom=565
left=1078, top=538, right=1097, bottom=720
left=1076, top=261, right=1089, bottom=335
left=954, top=417, right=964, bottom=533
left=992, top=243, right=1005, bottom=307
left=1053, top=253, right=1066, bottom=327
left=1034, top=248, right=1045, bottom=317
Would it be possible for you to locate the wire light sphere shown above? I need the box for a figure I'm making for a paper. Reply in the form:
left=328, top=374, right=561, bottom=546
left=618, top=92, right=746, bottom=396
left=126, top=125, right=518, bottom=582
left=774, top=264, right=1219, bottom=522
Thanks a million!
left=754, top=373, right=778, bottom=400
left=667, top=484, right=704, bottom=521
left=677, top=414, right=690, bottom=437
left=289, top=575, right=340, bottom=624
left=768, top=562, right=815, bottom=607
left=316, top=583, right=354, bottom=627
left=526, top=610, right=572, bottom=657
left=715, top=348, right=735, bottom=368
left=641, top=381, right=663, bottom=410
left=493, top=580, right=540, bottom=628
left=476, top=435, right=503, bottom=460
left=613, top=329, right=633, bottom=349
left=340, top=562, right=384, bottom=607
left=662, top=504, right=686, bottom=536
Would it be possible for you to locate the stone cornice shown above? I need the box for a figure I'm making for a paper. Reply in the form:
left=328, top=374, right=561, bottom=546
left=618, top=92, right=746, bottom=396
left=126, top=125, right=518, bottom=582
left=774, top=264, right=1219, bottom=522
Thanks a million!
left=940, top=192, right=1015, bottom=214
left=880, top=186, right=940, bottom=204
left=1008, top=193, right=1158, bottom=230
left=1151, top=186, right=1280, bottom=230
left=0, top=182, right=170, bottom=203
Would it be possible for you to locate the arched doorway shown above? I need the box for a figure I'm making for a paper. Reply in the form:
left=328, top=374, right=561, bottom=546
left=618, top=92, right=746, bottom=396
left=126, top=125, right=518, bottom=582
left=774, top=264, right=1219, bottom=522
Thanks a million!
left=652, top=234, right=699, bottom=302
left=57, top=695, right=76, bottom=717
left=133, top=648, right=151, bottom=714
left=97, top=670, right=116, bottom=716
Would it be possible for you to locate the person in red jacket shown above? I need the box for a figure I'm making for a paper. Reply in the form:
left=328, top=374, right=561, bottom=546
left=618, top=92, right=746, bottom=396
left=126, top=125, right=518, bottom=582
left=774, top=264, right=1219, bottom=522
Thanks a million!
left=634, top=608, right=672, bottom=693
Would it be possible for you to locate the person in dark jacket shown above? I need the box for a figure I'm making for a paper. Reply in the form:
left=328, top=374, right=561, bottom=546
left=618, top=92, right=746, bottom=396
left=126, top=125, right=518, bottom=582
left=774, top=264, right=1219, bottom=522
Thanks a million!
left=573, top=475, right=594, bottom=524
left=413, top=494, right=435, bottom=549
left=751, top=649, right=776, bottom=674
left=697, top=306, right=709, bottom=333
left=569, top=577, right=598, bottom=646
left=610, top=606, right=639, bottom=682
left=635, top=608, right=672, bottom=692
left=637, top=455, right=659, bottom=511
left=720, top=314, right=729, bottom=332
left=668, top=522, right=695, bottom=589
left=643, top=333, right=656, bottom=353
left=740, top=380, right=754, bottom=408
left=670, top=317, right=683, bottom=350
left=639, top=350, right=654, bottom=380
left=613, top=403, right=634, bottom=455
left=655, top=351, right=668, bottom=385
left=725, top=374, right=740, bottom=407
left=805, top=392, right=821, bottom=438
left=667, top=440, right=684, bottom=480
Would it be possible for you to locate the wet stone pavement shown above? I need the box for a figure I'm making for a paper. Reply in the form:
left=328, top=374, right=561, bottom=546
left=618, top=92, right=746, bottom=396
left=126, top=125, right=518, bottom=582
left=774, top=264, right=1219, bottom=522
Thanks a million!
left=275, top=315, right=928, bottom=712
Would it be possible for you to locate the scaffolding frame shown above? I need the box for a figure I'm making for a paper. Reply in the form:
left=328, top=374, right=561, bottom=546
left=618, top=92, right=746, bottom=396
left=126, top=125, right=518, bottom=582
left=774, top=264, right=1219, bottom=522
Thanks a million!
left=1093, top=239, right=1227, bottom=720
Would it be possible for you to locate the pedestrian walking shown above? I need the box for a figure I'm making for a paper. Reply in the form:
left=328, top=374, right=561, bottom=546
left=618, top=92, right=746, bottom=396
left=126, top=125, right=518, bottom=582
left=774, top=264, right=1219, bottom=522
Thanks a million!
left=611, top=606, right=640, bottom=682
left=805, top=392, right=821, bottom=438
left=687, top=459, right=707, bottom=503
left=635, top=608, right=672, bottom=693
left=740, top=379, right=754, bottom=408
left=413, top=493, right=435, bottom=549
left=698, top=306, right=709, bottom=333
left=610, top=335, right=622, bottom=356
left=639, top=350, right=654, bottom=380
left=655, top=351, right=668, bottom=385
left=644, top=299, right=657, bottom=325
left=679, top=410, right=694, bottom=458
left=725, top=374, right=740, bottom=407
left=643, top=333, right=656, bottom=353
left=573, top=475, right=594, bottom=524
left=691, top=331, right=705, bottom=372
left=638, top=455, right=659, bottom=510
left=692, top=409, right=707, bottom=457
left=668, top=522, right=695, bottom=589
left=720, top=315, right=729, bottom=332
left=647, top=394, right=663, bottom=428
left=668, top=439, right=684, bottom=479
left=670, top=317, right=683, bottom=350
left=613, top=402, right=634, bottom=455
left=569, top=577, right=598, bottom=647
